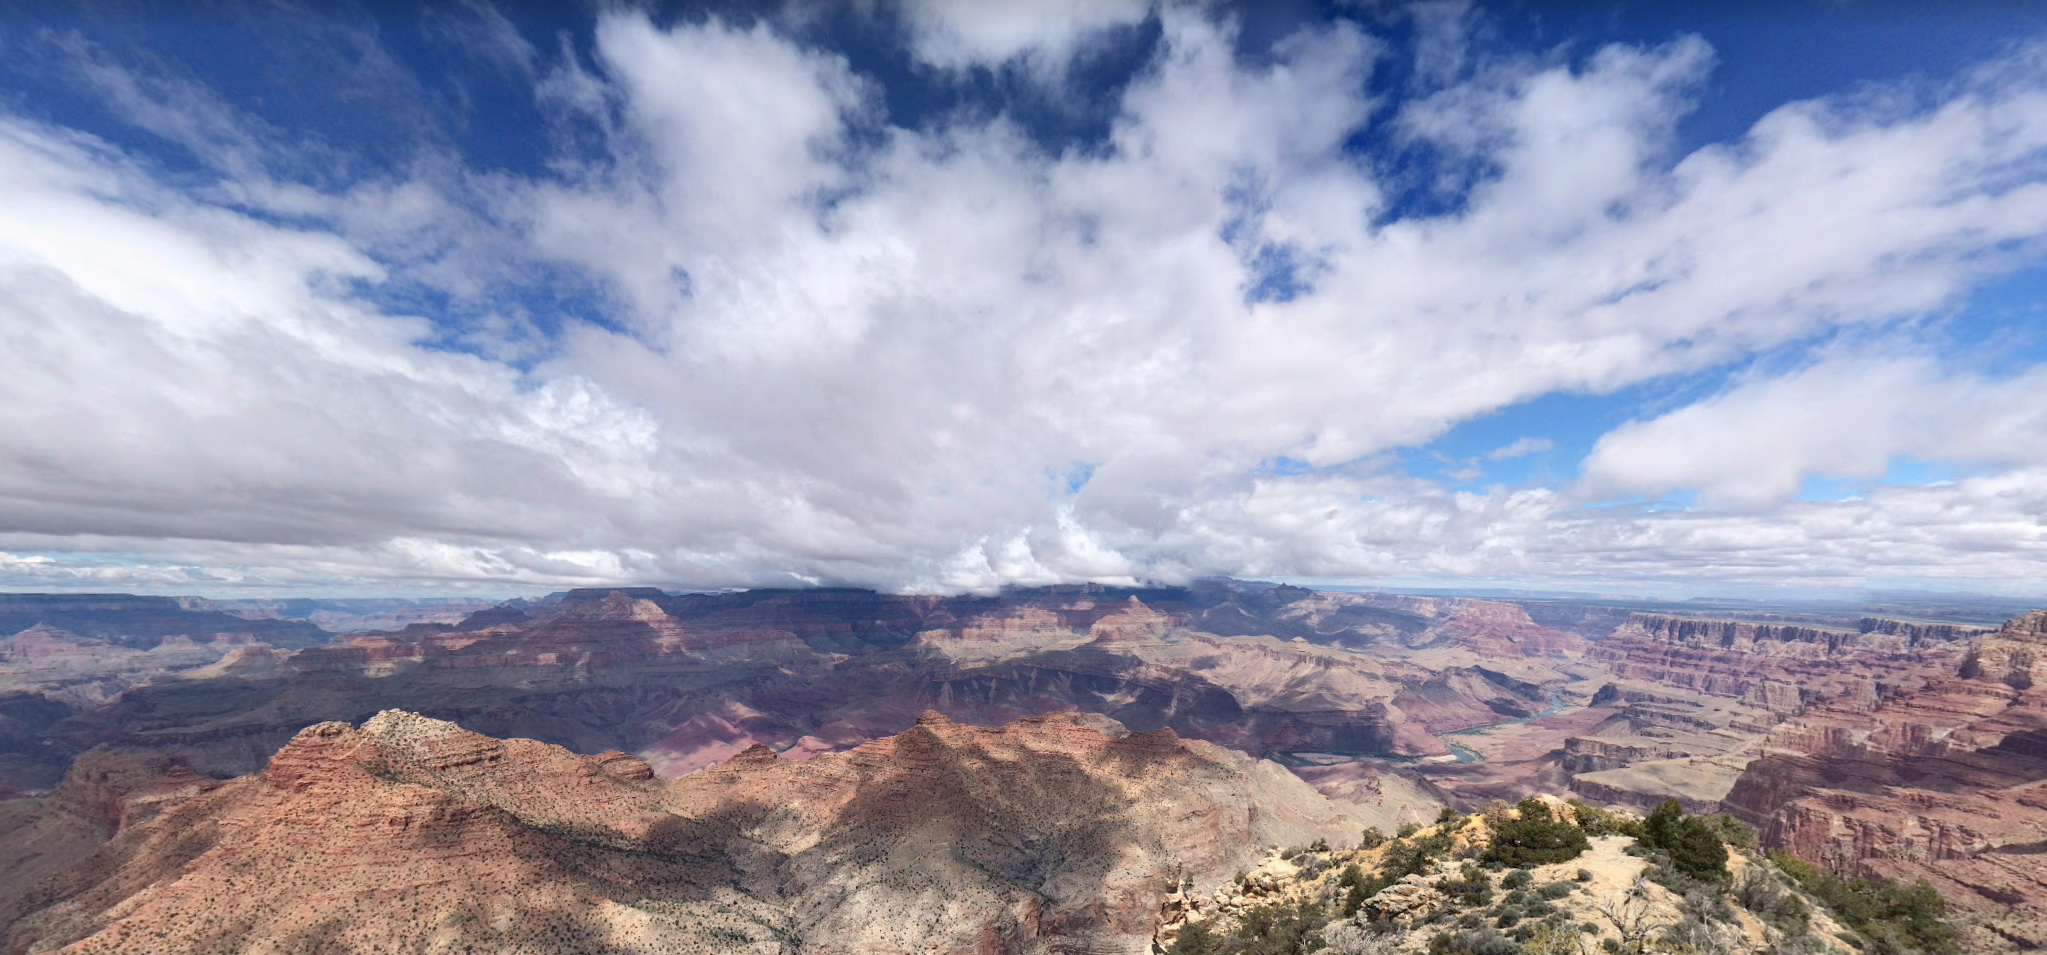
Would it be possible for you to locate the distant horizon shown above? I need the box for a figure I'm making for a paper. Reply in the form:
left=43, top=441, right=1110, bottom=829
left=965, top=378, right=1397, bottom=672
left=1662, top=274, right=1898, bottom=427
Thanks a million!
left=1, top=579, right=2040, bottom=617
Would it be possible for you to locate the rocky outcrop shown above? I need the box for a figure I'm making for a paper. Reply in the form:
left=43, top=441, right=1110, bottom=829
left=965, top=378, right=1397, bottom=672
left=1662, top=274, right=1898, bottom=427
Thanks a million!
left=0, top=748, right=217, bottom=933
left=1857, top=617, right=1992, bottom=644
left=1724, top=610, right=2047, bottom=953
left=1348, top=594, right=1589, bottom=656
left=1154, top=798, right=1858, bottom=955
left=1, top=710, right=1360, bottom=955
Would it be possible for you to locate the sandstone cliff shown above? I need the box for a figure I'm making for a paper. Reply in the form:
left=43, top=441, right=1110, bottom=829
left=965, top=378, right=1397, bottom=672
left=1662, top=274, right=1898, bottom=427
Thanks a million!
left=1724, top=610, right=2047, bottom=953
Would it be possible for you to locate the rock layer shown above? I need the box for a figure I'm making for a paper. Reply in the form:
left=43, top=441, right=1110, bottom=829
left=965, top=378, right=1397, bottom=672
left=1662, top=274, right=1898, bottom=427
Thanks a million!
left=3, top=710, right=1361, bottom=955
left=1724, top=611, right=2047, bottom=953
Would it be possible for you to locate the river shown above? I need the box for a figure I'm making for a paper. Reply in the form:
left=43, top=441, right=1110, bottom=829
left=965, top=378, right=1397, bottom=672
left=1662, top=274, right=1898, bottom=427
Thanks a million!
left=1435, top=689, right=1568, bottom=763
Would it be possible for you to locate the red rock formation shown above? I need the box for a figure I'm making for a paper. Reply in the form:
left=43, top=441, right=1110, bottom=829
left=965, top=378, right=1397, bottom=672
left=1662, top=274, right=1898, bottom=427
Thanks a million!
left=3, top=710, right=1361, bottom=955
left=60, top=584, right=1594, bottom=784
left=1591, top=613, right=1965, bottom=720
left=1724, top=611, right=2047, bottom=952
left=1349, top=594, right=1589, bottom=656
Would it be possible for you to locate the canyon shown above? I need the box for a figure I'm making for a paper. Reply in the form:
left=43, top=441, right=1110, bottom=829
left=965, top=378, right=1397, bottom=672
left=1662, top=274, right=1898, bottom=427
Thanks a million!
left=3, top=709, right=1357, bottom=954
left=0, top=582, right=2031, bottom=952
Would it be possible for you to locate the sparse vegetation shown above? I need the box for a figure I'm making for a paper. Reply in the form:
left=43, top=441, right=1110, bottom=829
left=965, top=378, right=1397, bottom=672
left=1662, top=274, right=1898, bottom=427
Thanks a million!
left=1638, top=799, right=1729, bottom=884
left=1172, top=800, right=1965, bottom=955
left=1569, top=799, right=1643, bottom=839
left=1482, top=799, right=1589, bottom=868
left=1771, top=850, right=1959, bottom=955
left=1231, top=898, right=1332, bottom=955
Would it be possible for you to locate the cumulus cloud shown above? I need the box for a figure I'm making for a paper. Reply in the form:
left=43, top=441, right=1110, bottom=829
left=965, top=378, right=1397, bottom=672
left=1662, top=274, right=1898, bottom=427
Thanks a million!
left=1, top=4, right=2046, bottom=595
left=1580, top=357, right=2047, bottom=506
left=896, top=0, right=1153, bottom=71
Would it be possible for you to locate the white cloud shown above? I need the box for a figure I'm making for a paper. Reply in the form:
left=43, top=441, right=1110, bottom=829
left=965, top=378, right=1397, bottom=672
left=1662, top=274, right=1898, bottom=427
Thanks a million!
left=1, top=8, right=2046, bottom=595
left=897, top=0, right=1153, bottom=71
left=1579, top=357, right=2047, bottom=506
left=1487, top=437, right=1553, bottom=461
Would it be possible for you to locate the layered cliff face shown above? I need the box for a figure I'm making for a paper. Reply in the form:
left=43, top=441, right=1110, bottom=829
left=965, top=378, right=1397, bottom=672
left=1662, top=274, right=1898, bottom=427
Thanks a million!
left=1723, top=611, right=2047, bottom=953
left=41, top=584, right=1582, bottom=786
left=1591, top=614, right=1969, bottom=715
left=3, top=710, right=1359, bottom=955
left=1508, top=611, right=1979, bottom=822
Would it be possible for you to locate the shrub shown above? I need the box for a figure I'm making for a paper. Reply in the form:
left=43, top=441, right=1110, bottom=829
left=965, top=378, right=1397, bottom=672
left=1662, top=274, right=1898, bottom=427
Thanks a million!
left=1382, top=833, right=1453, bottom=881
left=1702, top=813, right=1757, bottom=850
left=1502, top=869, right=1533, bottom=890
left=1732, top=866, right=1809, bottom=935
left=1397, top=822, right=1422, bottom=839
left=1320, top=920, right=1399, bottom=955
left=1426, top=927, right=1519, bottom=955
left=1233, top=898, right=1331, bottom=955
left=1537, top=881, right=1574, bottom=900
left=1437, top=807, right=1466, bottom=829
left=1483, top=800, right=1590, bottom=868
left=1568, top=800, right=1643, bottom=838
left=1519, top=923, right=1582, bottom=955
left=1167, top=922, right=1217, bottom=955
left=1639, top=799, right=1728, bottom=883
left=1439, top=865, right=1492, bottom=907
left=1575, top=869, right=1593, bottom=883
left=1771, top=851, right=1958, bottom=955
left=1358, top=827, right=1386, bottom=849
left=1336, top=863, right=1387, bottom=918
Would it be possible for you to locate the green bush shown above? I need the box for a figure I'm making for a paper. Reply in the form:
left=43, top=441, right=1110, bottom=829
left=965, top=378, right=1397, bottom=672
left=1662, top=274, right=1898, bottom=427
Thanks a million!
left=1439, top=864, right=1492, bottom=907
left=1427, top=927, right=1519, bottom=955
left=1383, top=833, right=1454, bottom=881
left=1702, top=813, right=1757, bottom=849
left=1567, top=800, right=1644, bottom=839
left=1771, top=851, right=1958, bottom=955
left=1639, top=799, right=1729, bottom=883
left=1502, top=869, right=1532, bottom=890
left=1336, top=863, right=1386, bottom=918
left=1732, top=866, right=1810, bottom=936
left=1167, top=922, right=1217, bottom=955
left=1232, top=898, right=1330, bottom=955
left=1483, top=800, right=1590, bottom=868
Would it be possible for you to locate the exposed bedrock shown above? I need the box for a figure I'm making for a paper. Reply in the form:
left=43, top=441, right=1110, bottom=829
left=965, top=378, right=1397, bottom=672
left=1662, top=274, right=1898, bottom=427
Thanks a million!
left=1, top=709, right=1361, bottom=955
left=40, top=585, right=1584, bottom=782
left=1724, top=611, right=2047, bottom=952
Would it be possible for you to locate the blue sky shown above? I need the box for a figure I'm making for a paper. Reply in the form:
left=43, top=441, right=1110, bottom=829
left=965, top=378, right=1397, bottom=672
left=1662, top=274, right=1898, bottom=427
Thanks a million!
left=1, top=0, right=2045, bottom=597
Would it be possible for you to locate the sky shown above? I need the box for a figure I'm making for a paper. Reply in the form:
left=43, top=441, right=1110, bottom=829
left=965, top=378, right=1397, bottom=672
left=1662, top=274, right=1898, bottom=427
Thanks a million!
left=1, top=0, right=2046, bottom=598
